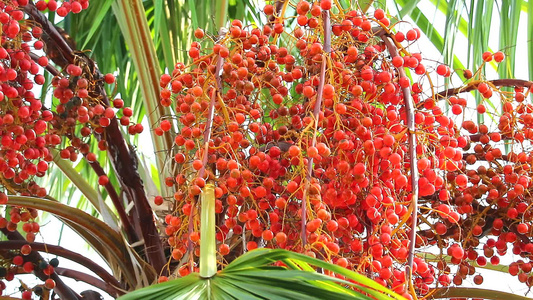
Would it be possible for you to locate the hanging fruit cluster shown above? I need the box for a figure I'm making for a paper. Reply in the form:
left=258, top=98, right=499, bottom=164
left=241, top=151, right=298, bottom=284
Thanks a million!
left=0, top=0, right=147, bottom=296
left=157, top=0, right=533, bottom=297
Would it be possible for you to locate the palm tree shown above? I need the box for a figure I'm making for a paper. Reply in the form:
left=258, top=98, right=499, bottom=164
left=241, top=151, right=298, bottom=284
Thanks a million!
left=0, top=0, right=532, bottom=299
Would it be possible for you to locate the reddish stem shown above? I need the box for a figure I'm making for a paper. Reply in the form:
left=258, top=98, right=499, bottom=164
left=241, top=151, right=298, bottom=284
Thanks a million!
left=0, top=229, right=81, bottom=299
left=54, top=267, right=120, bottom=297
left=0, top=240, right=122, bottom=292
left=301, top=10, right=331, bottom=247
left=377, top=30, right=419, bottom=278
left=436, top=79, right=533, bottom=98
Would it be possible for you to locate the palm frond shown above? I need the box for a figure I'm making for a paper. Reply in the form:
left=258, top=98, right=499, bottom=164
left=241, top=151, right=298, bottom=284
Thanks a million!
left=118, top=248, right=402, bottom=300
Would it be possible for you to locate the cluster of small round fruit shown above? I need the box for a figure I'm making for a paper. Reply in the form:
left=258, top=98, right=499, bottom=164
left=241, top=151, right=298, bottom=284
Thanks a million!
left=156, top=0, right=533, bottom=296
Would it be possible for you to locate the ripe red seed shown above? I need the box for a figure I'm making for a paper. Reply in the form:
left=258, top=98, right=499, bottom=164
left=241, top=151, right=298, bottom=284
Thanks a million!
left=493, top=51, right=505, bottom=62
left=44, top=278, right=56, bottom=289
left=194, top=28, right=204, bottom=39
left=482, top=51, right=492, bottom=62
left=320, top=0, right=332, bottom=10
left=20, top=244, right=32, bottom=255
left=98, top=175, right=109, bottom=186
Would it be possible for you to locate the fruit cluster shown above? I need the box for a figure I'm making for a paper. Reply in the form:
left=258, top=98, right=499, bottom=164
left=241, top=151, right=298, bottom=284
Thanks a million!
left=0, top=0, right=136, bottom=296
left=157, top=1, right=533, bottom=297
left=35, top=0, right=89, bottom=17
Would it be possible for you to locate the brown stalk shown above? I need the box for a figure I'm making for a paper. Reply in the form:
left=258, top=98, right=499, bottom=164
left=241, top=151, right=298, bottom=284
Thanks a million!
left=377, top=30, right=419, bottom=284
left=54, top=267, right=120, bottom=297
left=301, top=10, right=331, bottom=246
left=0, top=240, right=122, bottom=292
left=0, top=229, right=81, bottom=299
left=436, top=79, right=533, bottom=98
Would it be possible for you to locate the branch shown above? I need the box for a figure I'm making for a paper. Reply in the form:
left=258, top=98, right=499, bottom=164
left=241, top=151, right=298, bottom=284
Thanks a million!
left=24, top=2, right=75, bottom=66
left=84, top=155, right=139, bottom=245
left=0, top=240, right=122, bottom=293
left=301, top=10, right=331, bottom=247
left=54, top=267, right=120, bottom=297
left=376, top=30, right=419, bottom=278
left=267, top=0, right=288, bottom=26
left=0, top=229, right=81, bottom=300
left=436, top=79, right=533, bottom=99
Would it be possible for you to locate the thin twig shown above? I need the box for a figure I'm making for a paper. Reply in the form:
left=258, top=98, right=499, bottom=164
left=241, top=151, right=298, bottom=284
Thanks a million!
left=54, top=267, right=120, bottom=297
left=436, top=79, right=533, bottom=98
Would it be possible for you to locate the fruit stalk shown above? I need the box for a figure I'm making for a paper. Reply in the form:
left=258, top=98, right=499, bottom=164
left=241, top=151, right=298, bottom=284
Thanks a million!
left=188, top=53, right=224, bottom=271
left=0, top=229, right=81, bottom=299
left=301, top=10, right=331, bottom=246
left=54, top=267, right=118, bottom=297
left=436, top=78, right=533, bottom=98
left=377, top=30, right=419, bottom=282
left=199, top=183, right=216, bottom=278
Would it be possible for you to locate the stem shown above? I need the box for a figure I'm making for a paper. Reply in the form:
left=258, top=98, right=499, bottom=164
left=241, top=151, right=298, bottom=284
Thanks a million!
left=92, top=41, right=168, bottom=276
left=188, top=51, right=224, bottom=271
left=268, top=0, right=288, bottom=26
left=199, top=183, right=216, bottom=278
left=301, top=10, right=331, bottom=247
left=436, top=79, right=533, bottom=98
left=112, top=0, right=175, bottom=198
left=54, top=267, right=119, bottom=297
left=429, top=287, right=531, bottom=300
left=83, top=154, right=139, bottom=245
left=377, top=30, right=419, bottom=287
left=0, top=229, right=81, bottom=300
left=0, top=241, right=122, bottom=292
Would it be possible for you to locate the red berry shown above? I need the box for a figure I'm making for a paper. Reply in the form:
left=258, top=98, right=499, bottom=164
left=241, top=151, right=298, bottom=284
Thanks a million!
left=98, top=175, right=109, bottom=186
left=194, top=28, right=204, bottom=39
left=320, top=0, right=332, bottom=11
left=104, top=73, right=115, bottom=84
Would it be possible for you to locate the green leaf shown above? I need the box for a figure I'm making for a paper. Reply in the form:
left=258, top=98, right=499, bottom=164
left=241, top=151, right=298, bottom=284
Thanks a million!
left=80, top=0, right=113, bottom=49
left=118, top=249, right=401, bottom=300
left=399, top=0, right=421, bottom=18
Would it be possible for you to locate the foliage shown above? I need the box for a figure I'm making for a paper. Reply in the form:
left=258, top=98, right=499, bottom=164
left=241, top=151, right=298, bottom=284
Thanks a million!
left=118, top=248, right=403, bottom=300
